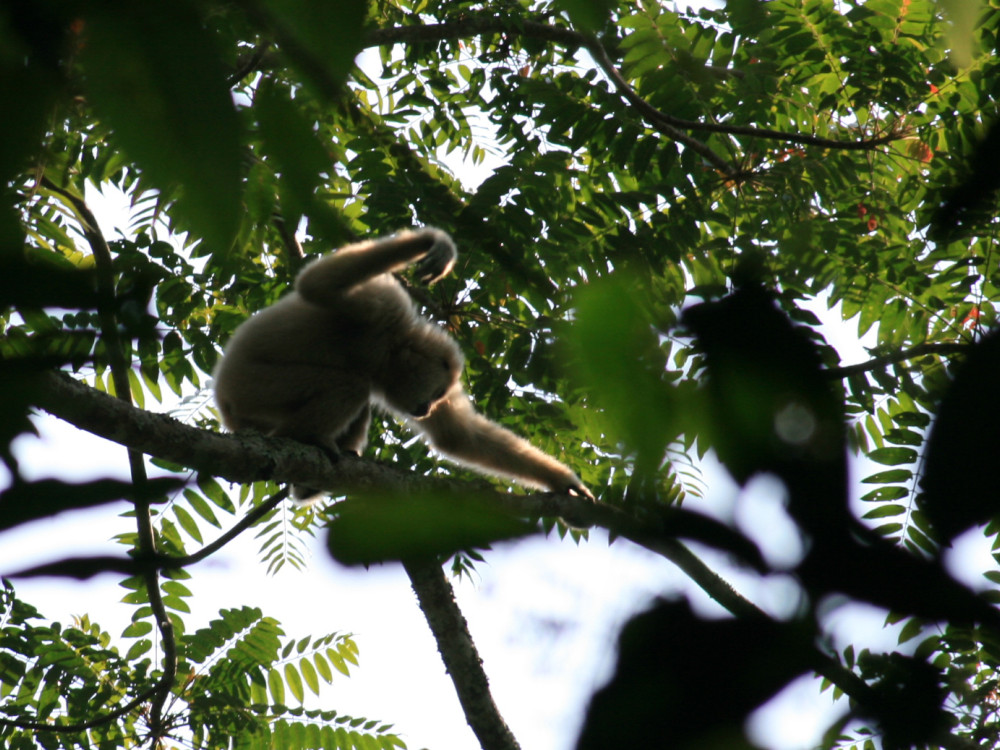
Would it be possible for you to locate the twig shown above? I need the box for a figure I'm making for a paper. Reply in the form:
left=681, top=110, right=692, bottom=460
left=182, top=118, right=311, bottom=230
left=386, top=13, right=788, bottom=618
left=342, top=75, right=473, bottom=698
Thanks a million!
left=0, top=684, right=160, bottom=733
left=826, top=342, right=969, bottom=379
left=38, top=179, right=177, bottom=740
left=7, top=487, right=290, bottom=578
left=168, top=487, right=290, bottom=566
left=227, top=40, right=272, bottom=87
left=365, top=17, right=897, bottom=154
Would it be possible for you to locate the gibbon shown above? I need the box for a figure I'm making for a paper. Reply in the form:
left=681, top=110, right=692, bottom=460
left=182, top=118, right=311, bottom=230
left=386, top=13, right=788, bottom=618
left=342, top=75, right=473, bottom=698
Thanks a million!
left=213, top=227, right=593, bottom=502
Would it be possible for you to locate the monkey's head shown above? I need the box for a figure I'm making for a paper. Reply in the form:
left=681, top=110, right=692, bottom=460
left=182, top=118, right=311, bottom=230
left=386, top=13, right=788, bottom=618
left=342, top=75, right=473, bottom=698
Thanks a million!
left=382, top=328, right=463, bottom=418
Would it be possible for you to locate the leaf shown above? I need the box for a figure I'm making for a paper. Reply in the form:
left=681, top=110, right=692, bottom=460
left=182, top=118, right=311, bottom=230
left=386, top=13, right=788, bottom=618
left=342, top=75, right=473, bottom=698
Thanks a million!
left=555, top=0, right=615, bottom=31
left=284, top=662, right=304, bottom=704
left=862, top=504, right=905, bottom=519
left=300, top=657, right=320, bottom=696
left=255, top=82, right=332, bottom=224
left=920, top=329, right=1000, bottom=541
left=860, top=486, right=909, bottom=502
left=868, top=447, right=918, bottom=466
left=862, top=469, right=913, bottom=484
left=566, top=274, right=677, bottom=478
left=268, top=666, right=285, bottom=706
left=80, top=0, right=242, bottom=251
left=258, top=0, right=367, bottom=97
left=313, top=652, right=333, bottom=683
left=173, top=504, right=203, bottom=543
left=326, top=492, right=534, bottom=566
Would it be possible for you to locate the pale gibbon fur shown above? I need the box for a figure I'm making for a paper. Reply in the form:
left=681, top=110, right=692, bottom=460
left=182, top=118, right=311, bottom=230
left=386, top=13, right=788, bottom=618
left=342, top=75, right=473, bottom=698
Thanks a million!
left=213, top=227, right=593, bottom=501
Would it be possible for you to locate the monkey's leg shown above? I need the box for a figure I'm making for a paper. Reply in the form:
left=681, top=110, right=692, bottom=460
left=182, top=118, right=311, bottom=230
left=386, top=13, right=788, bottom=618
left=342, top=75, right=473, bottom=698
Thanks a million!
left=336, top=404, right=372, bottom=455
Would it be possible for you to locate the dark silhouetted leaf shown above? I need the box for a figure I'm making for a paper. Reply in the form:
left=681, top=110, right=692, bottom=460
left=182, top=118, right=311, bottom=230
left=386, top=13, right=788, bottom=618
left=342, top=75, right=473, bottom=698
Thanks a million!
left=80, top=0, right=242, bottom=251
left=326, top=493, right=534, bottom=566
left=920, top=329, right=1000, bottom=542
left=577, top=599, right=814, bottom=750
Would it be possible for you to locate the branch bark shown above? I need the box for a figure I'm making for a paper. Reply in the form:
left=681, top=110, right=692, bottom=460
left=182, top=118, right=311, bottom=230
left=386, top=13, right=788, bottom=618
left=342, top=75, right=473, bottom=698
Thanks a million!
left=404, top=559, right=521, bottom=750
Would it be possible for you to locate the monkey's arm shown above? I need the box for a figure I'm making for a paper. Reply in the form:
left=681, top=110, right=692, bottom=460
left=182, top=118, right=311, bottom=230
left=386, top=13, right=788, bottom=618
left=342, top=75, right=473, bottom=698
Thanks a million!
left=414, top=386, right=594, bottom=501
left=296, top=228, right=455, bottom=303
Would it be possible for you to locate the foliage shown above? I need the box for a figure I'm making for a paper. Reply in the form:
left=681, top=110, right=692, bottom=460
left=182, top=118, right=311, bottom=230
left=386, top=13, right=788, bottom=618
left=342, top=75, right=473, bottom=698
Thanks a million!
left=2, top=0, right=1000, bottom=747
left=0, top=581, right=398, bottom=749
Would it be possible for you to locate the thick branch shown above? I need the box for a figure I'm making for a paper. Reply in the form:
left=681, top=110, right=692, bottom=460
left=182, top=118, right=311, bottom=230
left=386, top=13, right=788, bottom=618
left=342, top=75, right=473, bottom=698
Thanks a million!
left=404, top=559, right=521, bottom=750
left=30, top=370, right=882, bottom=713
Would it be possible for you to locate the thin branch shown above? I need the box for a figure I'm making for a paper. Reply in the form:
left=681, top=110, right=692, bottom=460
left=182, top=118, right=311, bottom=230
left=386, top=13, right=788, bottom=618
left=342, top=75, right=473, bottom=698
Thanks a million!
left=826, top=342, right=969, bottom=379
left=272, top=211, right=305, bottom=263
left=404, top=559, right=521, bottom=750
left=38, top=179, right=176, bottom=739
left=0, top=684, right=161, bottom=734
left=168, top=487, right=290, bottom=567
left=580, top=35, right=896, bottom=152
left=7, top=488, right=290, bottom=578
left=227, top=40, right=272, bottom=87
left=364, top=17, right=897, bottom=154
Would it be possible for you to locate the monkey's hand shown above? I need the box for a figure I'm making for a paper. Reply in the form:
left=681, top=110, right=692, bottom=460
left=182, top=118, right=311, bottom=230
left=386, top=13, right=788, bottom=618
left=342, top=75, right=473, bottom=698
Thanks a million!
left=551, top=472, right=595, bottom=502
left=413, top=228, right=457, bottom=285
left=566, top=483, right=596, bottom=502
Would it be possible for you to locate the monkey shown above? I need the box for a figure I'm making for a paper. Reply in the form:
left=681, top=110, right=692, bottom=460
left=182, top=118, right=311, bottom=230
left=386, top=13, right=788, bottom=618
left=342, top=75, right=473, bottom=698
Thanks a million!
left=212, top=227, right=594, bottom=502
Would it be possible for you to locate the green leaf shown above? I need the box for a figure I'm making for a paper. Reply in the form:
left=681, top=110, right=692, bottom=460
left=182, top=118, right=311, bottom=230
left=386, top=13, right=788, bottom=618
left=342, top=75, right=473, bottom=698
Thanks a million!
left=258, top=0, right=367, bottom=97
left=125, top=638, right=152, bottom=660
left=173, top=504, right=203, bottom=543
left=868, top=447, right=918, bottom=466
left=300, top=657, right=320, bottom=697
left=313, top=652, right=333, bottom=683
left=861, top=504, right=905, bottom=519
left=861, top=469, right=913, bottom=484
left=554, top=0, right=615, bottom=31
left=284, top=662, right=304, bottom=704
left=268, top=666, right=285, bottom=706
left=860, top=486, right=909, bottom=502
left=121, top=621, right=152, bottom=638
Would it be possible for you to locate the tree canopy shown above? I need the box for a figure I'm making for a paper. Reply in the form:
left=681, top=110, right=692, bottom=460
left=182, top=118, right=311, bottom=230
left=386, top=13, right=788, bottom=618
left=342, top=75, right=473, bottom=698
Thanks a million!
left=4, top=0, right=1000, bottom=748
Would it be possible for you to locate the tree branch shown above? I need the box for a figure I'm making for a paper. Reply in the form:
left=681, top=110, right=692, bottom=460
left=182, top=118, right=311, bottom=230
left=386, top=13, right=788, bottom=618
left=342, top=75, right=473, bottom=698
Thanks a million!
left=28, top=370, right=885, bottom=713
left=227, top=40, right=272, bottom=87
left=364, top=17, right=896, bottom=159
left=826, top=342, right=969, bottom=379
left=0, top=684, right=161, bottom=734
left=38, top=179, right=177, bottom=738
left=404, top=559, right=521, bottom=750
